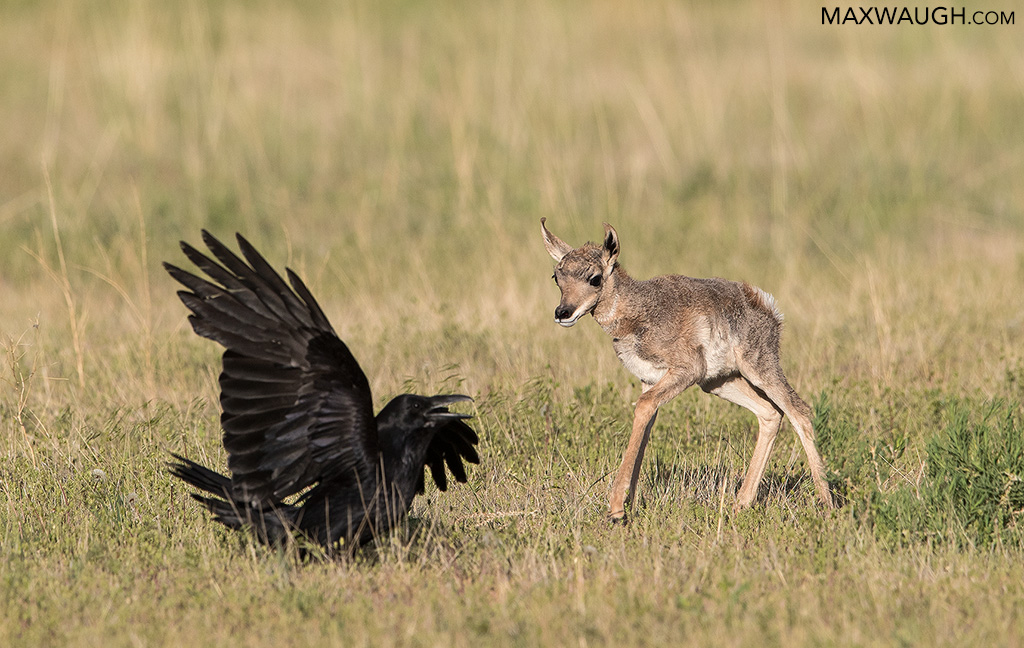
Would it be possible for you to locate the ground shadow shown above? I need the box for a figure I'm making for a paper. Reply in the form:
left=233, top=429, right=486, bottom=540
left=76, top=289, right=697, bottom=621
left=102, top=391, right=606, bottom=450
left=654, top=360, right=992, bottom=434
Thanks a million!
left=640, top=459, right=848, bottom=509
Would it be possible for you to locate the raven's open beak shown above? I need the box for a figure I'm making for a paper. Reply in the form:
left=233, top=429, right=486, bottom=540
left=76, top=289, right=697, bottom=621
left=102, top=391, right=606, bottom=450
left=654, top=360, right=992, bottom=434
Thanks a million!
left=425, top=394, right=474, bottom=420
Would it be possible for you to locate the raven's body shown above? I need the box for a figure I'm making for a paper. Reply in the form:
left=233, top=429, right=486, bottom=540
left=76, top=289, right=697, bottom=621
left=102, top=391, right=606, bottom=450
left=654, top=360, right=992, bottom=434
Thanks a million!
left=166, top=232, right=478, bottom=553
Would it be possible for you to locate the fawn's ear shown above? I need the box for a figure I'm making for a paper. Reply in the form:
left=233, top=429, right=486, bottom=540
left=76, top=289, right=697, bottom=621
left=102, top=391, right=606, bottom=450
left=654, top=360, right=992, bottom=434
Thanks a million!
left=541, top=218, right=573, bottom=262
left=601, top=223, right=619, bottom=268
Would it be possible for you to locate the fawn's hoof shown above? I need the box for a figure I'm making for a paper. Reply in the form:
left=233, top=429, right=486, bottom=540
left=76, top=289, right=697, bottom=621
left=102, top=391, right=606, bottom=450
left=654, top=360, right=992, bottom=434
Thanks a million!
left=608, top=509, right=627, bottom=524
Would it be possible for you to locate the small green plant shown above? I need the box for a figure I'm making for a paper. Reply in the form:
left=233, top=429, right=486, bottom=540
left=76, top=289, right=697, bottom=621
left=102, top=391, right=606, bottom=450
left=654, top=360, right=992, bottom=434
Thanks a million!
left=924, top=401, right=1024, bottom=546
left=813, top=390, right=871, bottom=501
left=831, top=396, right=1024, bottom=548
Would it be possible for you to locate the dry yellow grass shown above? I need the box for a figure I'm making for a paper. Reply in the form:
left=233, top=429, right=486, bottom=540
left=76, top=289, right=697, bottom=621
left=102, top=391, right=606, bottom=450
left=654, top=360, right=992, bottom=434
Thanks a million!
left=2, top=1, right=1023, bottom=646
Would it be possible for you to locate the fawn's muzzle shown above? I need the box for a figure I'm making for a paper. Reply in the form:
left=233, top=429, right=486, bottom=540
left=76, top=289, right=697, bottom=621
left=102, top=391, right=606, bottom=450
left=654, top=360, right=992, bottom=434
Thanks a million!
left=554, top=303, right=587, bottom=327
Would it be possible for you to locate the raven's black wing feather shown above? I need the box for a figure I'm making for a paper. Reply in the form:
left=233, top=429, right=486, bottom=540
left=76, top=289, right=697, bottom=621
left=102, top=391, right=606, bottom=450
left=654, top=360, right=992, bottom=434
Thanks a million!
left=165, top=231, right=379, bottom=503
left=418, top=419, right=480, bottom=493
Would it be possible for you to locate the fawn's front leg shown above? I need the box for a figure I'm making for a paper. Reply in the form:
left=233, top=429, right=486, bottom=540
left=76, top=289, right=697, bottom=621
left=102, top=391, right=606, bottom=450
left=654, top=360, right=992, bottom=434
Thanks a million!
left=608, top=369, right=697, bottom=521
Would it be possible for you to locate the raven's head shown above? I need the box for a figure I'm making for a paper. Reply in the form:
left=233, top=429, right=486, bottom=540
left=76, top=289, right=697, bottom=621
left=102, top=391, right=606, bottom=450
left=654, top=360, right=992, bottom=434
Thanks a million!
left=377, top=393, right=474, bottom=433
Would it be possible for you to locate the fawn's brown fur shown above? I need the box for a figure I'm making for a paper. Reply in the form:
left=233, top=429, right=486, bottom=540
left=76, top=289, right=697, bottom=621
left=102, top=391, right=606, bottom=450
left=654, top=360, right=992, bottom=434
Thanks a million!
left=541, top=219, right=834, bottom=520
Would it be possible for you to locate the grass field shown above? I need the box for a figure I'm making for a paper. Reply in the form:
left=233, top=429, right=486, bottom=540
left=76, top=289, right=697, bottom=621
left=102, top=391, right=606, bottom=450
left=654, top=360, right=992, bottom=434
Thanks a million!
left=2, top=1, right=1023, bottom=645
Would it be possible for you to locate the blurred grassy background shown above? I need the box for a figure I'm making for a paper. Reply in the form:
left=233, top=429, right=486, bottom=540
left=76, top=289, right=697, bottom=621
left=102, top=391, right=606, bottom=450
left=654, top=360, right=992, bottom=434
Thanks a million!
left=1, top=1, right=1023, bottom=646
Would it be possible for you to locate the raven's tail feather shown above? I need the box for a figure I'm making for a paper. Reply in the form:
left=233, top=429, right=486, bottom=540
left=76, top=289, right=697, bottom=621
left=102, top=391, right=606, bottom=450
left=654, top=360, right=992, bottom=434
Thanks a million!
left=168, top=453, right=231, bottom=496
left=168, top=453, right=297, bottom=545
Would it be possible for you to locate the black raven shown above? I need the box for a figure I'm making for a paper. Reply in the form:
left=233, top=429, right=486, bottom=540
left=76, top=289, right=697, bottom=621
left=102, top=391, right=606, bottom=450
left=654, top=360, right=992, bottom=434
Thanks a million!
left=165, top=231, right=479, bottom=553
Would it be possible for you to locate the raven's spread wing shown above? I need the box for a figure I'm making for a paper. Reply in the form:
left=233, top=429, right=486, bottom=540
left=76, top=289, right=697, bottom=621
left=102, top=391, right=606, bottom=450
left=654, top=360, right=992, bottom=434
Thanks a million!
left=165, top=230, right=379, bottom=503
left=418, top=419, right=480, bottom=493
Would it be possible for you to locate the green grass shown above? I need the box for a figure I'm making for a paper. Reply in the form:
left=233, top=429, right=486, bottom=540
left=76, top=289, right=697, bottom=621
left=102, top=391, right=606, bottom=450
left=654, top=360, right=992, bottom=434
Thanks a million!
left=2, top=1, right=1024, bottom=645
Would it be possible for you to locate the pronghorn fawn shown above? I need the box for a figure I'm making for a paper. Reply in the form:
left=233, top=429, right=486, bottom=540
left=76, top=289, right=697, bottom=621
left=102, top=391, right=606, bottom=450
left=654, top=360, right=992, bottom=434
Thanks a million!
left=541, top=219, right=834, bottom=521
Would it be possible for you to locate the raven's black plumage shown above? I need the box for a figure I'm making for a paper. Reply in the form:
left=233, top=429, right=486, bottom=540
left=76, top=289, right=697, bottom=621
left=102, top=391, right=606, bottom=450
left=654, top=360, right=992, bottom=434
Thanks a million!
left=166, top=231, right=479, bottom=552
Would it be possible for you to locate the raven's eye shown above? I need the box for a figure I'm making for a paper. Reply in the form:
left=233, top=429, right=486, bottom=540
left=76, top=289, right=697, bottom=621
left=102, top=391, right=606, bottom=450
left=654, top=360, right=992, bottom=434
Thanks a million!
left=589, top=274, right=602, bottom=287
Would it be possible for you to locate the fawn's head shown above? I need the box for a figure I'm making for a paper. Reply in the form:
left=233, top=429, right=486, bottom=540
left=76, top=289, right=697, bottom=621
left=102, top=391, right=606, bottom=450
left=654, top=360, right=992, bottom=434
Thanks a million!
left=541, top=219, right=619, bottom=327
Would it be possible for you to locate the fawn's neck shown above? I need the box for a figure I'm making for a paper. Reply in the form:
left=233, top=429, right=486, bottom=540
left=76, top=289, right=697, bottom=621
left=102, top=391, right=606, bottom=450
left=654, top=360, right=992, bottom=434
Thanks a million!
left=593, top=266, right=638, bottom=336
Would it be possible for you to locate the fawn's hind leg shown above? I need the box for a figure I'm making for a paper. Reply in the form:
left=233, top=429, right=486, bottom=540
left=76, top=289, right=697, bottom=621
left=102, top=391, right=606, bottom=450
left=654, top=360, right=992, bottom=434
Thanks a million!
left=703, top=375, right=784, bottom=509
left=737, top=358, right=834, bottom=508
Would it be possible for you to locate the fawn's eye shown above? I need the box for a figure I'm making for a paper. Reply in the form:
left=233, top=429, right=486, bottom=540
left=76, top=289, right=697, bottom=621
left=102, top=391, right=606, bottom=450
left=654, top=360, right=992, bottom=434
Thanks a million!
left=552, top=274, right=558, bottom=284
left=589, top=274, right=602, bottom=287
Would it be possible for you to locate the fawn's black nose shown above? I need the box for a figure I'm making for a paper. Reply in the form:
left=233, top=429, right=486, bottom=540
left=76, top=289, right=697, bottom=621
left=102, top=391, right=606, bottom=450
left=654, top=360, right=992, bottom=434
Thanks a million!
left=554, top=306, right=573, bottom=320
